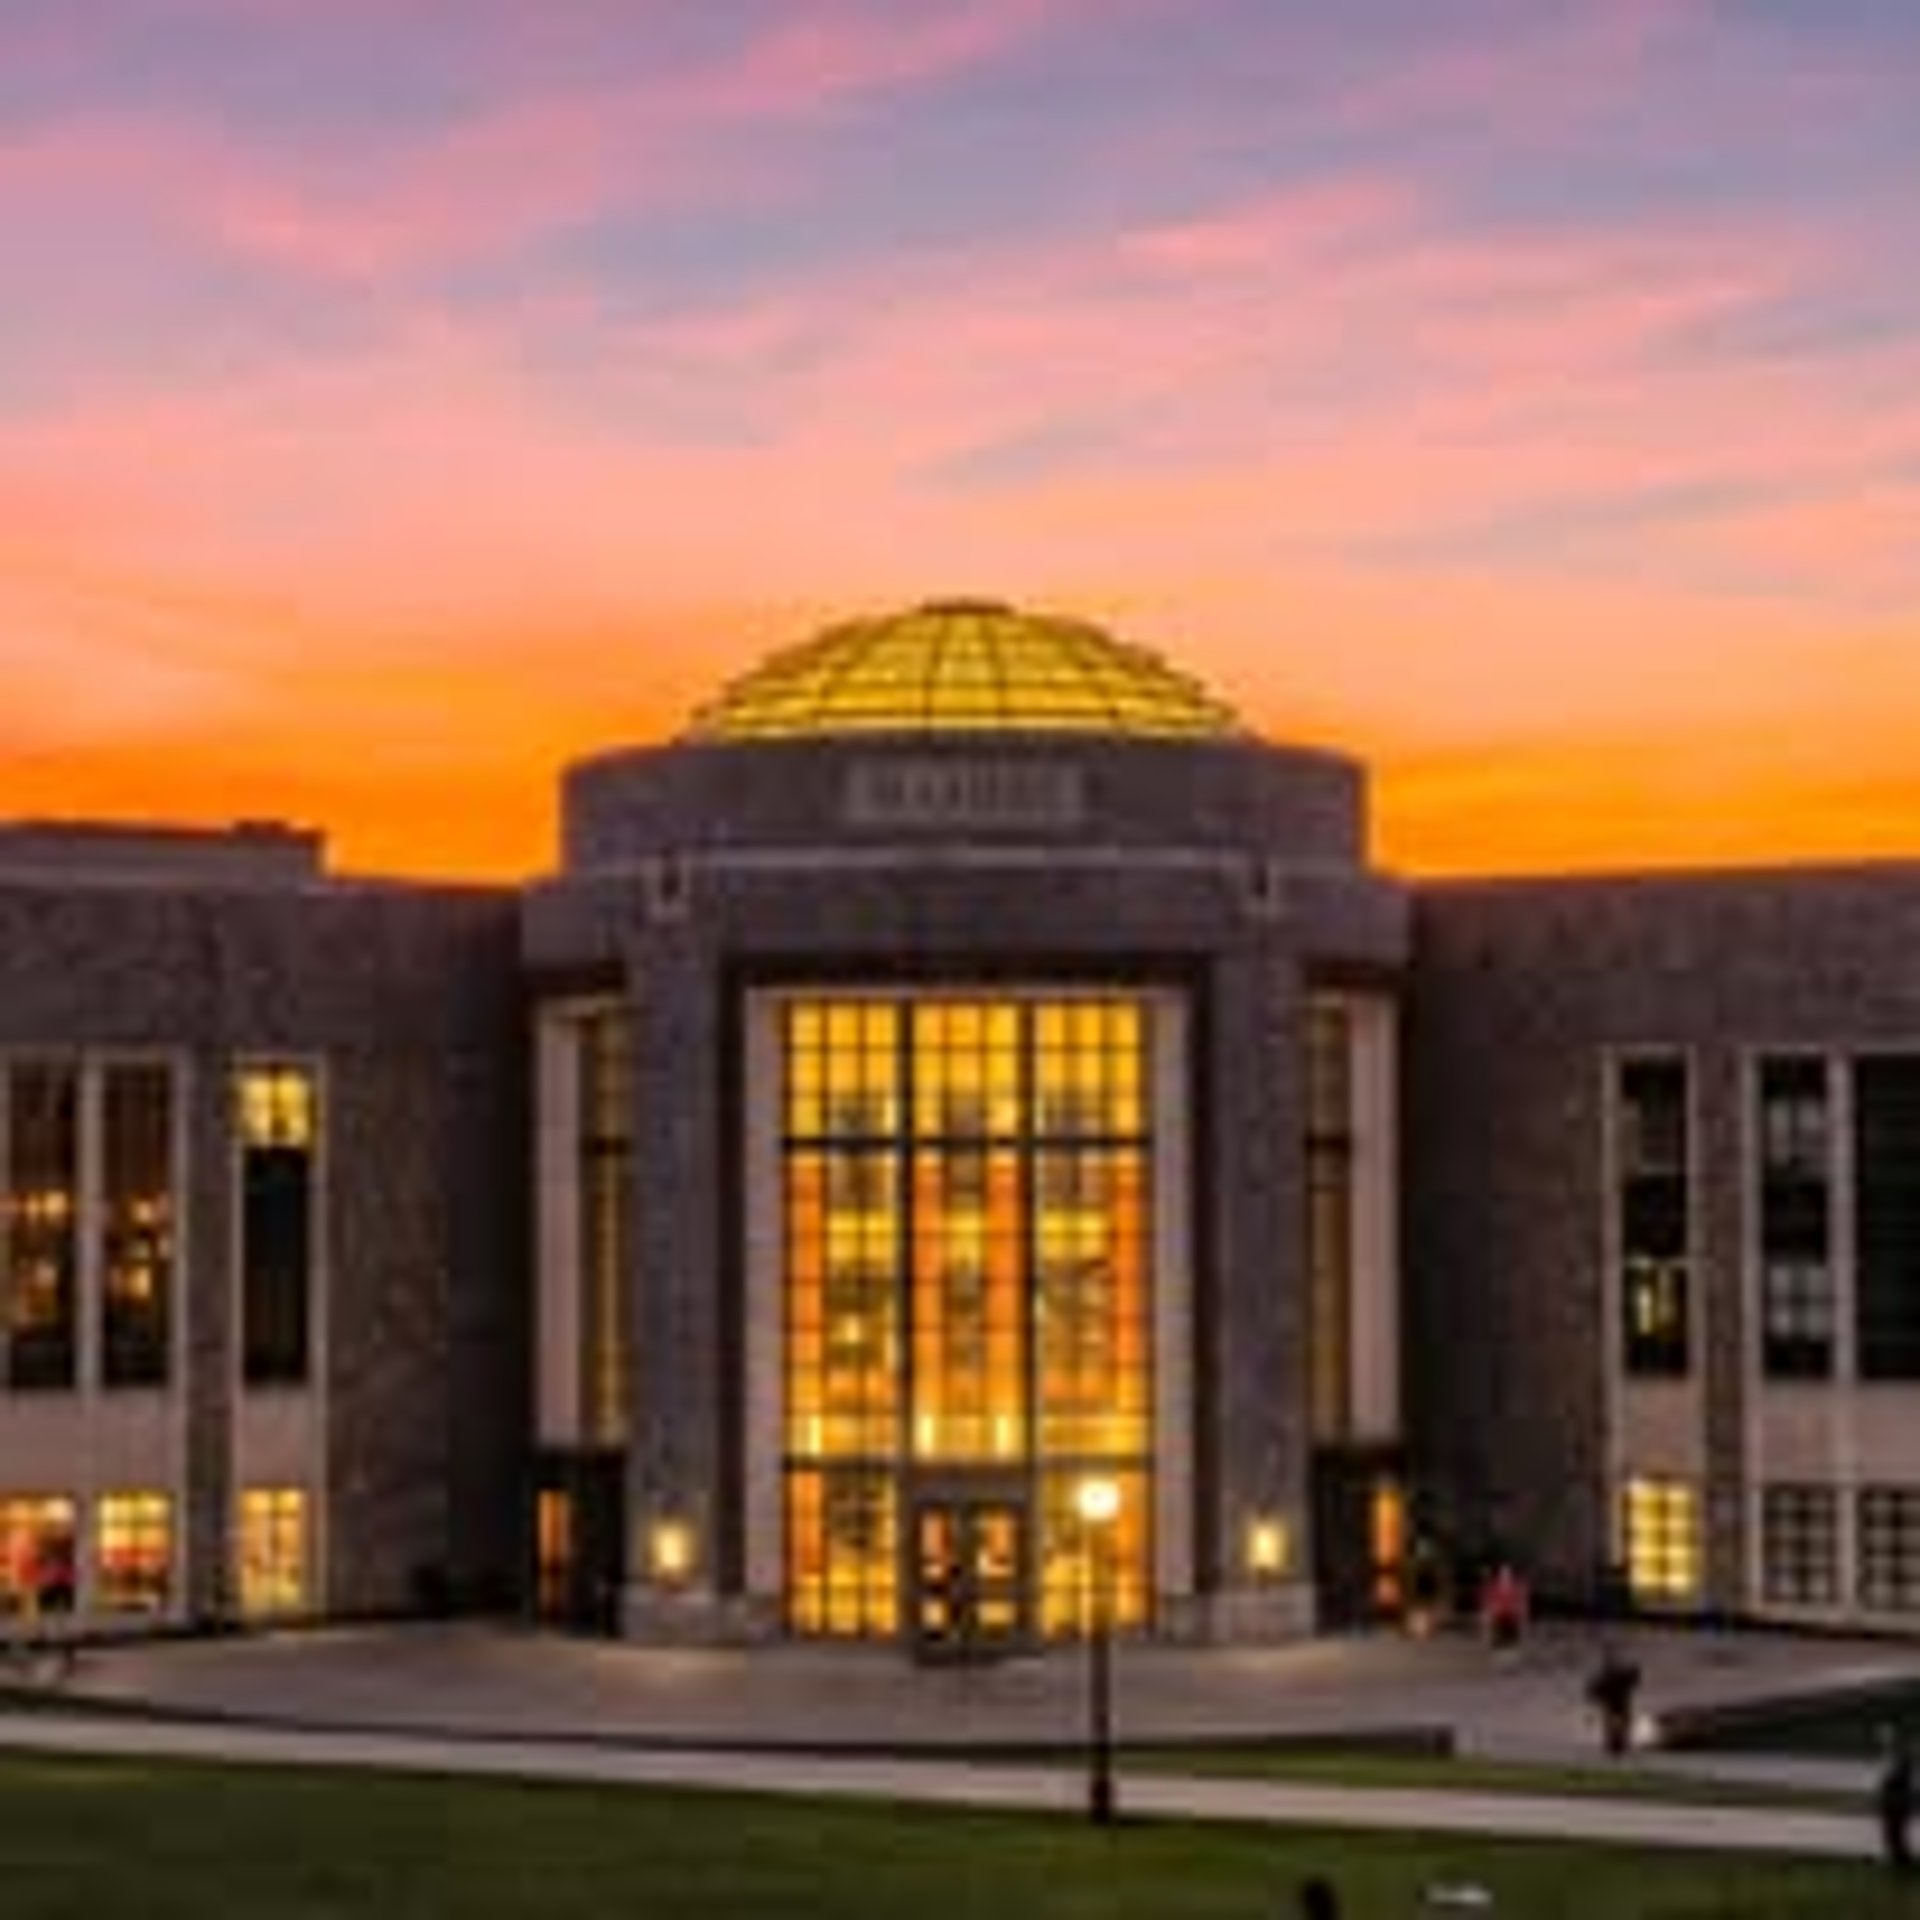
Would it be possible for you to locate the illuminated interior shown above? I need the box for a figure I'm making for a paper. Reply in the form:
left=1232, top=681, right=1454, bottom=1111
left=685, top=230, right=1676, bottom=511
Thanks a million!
left=1624, top=1475, right=1700, bottom=1601
left=685, top=599, right=1242, bottom=741
left=238, top=1487, right=308, bottom=1616
left=0, top=1495, right=76, bottom=1615
left=96, top=1491, right=171, bottom=1612
left=781, top=993, right=1153, bottom=1641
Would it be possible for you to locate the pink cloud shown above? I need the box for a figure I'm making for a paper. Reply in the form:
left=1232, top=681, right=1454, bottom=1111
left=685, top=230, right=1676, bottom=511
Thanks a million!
left=0, top=0, right=1115, bottom=284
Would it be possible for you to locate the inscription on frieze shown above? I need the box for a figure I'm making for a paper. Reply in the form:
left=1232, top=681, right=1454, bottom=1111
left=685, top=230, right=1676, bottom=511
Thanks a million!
left=841, top=757, right=1087, bottom=831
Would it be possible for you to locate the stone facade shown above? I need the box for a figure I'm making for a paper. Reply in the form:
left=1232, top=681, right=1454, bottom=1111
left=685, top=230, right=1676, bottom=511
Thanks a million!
left=15, top=698, right=1920, bottom=1645
left=532, top=732, right=1410, bottom=1644
left=0, top=836, right=524, bottom=1624
left=1407, top=866, right=1920, bottom=1611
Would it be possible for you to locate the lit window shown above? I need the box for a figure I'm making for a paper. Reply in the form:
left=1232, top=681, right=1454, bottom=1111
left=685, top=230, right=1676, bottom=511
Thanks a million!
left=235, top=1065, right=315, bottom=1149
left=97, top=1493, right=172, bottom=1613
left=5, top=1059, right=79, bottom=1390
left=780, top=993, right=1155, bottom=1640
left=235, top=1062, right=318, bottom=1385
left=238, top=1488, right=308, bottom=1617
left=1624, top=1476, right=1699, bottom=1603
left=101, top=1062, right=176, bottom=1389
left=0, top=1496, right=77, bottom=1617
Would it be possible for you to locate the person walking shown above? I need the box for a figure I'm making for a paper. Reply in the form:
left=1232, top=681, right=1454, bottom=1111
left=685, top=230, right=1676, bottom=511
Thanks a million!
left=1585, top=1642, right=1642, bottom=1756
left=1878, top=1728, right=1915, bottom=1873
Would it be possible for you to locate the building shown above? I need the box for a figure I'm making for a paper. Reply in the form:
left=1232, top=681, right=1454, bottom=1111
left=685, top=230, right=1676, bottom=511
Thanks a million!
left=3, top=598, right=1918, bottom=1650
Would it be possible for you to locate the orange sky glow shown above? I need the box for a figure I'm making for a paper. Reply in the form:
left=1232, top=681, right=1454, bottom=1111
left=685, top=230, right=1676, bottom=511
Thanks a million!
left=4, top=1, right=1917, bottom=883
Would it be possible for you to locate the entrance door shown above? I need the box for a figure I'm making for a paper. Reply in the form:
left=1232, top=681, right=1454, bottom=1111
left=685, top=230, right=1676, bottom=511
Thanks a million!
left=532, top=1451, right=626, bottom=1633
left=912, top=1497, right=1030, bottom=1660
left=1311, top=1447, right=1408, bottom=1628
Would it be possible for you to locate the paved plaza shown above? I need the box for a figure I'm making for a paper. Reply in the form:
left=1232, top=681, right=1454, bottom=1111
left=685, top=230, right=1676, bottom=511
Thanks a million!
left=45, top=1617, right=1920, bottom=1767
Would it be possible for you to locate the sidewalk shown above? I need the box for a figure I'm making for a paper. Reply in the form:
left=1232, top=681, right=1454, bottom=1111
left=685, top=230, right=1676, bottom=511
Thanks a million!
left=0, top=1708, right=1886, bottom=1862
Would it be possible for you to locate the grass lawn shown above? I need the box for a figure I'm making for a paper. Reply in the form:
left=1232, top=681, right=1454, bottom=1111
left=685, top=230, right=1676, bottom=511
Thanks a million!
left=1121, top=1744, right=1863, bottom=1813
left=0, top=1753, right=1914, bottom=1918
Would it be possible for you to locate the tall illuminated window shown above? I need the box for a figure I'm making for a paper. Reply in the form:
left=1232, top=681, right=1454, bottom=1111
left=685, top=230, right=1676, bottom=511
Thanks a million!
left=0, top=1496, right=76, bottom=1615
left=237, top=1488, right=308, bottom=1616
left=96, top=1492, right=172, bottom=1613
left=5, top=1060, right=79, bottom=1390
left=1623, top=1475, right=1699, bottom=1603
left=101, top=1062, right=176, bottom=1388
left=236, top=1063, right=318, bottom=1386
left=780, top=994, right=1153, bottom=1641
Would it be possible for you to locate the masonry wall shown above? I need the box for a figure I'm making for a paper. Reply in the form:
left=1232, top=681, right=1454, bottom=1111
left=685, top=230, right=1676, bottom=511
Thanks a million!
left=0, top=874, right=525, bottom=1620
left=1407, top=865, right=1920, bottom=1611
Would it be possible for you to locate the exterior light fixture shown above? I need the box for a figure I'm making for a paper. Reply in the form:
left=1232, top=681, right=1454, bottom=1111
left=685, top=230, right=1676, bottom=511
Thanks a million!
left=649, top=1518, right=695, bottom=1584
left=1247, top=1516, right=1289, bottom=1579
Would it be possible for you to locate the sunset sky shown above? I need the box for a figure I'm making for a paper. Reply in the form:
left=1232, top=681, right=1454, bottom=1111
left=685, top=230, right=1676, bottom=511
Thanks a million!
left=4, top=0, right=1917, bottom=880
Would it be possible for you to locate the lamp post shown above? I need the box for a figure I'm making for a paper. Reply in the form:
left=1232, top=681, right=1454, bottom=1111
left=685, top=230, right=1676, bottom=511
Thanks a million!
left=1074, top=1475, right=1121, bottom=1826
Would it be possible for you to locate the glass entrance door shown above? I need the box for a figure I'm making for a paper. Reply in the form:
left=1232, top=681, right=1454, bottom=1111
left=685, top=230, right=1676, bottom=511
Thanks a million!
left=912, top=1495, right=1030, bottom=1658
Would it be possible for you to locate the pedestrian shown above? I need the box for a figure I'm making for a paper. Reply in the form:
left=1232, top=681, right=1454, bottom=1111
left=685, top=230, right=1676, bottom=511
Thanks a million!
left=1878, top=1727, right=1914, bottom=1873
left=1406, top=1535, right=1443, bottom=1639
left=1295, top=1874, right=1341, bottom=1919
left=1480, top=1561, right=1527, bottom=1651
left=1585, top=1642, right=1641, bottom=1756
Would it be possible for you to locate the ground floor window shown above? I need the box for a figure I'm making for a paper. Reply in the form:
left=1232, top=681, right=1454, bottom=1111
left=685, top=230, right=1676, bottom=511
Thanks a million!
left=1759, top=1484, right=1838, bottom=1605
left=0, top=1495, right=76, bottom=1618
left=1859, top=1487, right=1920, bottom=1613
left=237, top=1488, right=308, bottom=1617
left=786, top=1467, right=898, bottom=1639
left=96, top=1492, right=172, bottom=1613
left=1623, top=1476, right=1699, bottom=1603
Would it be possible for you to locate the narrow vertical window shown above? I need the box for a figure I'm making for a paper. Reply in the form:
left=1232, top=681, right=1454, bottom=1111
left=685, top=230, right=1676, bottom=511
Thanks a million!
left=1623, top=1475, right=1699, bottom=1603
left=1760, top=1485, right=1838, bottom=1606
left=96, top=1492, right=172, bottom=1613
left=1755, top=1057, right=1834, bottom=1380
left=1616, top=1057, right=1690, bottom=1377
left=578, top=1008, right=633, bottom=1445
left=237, top=1488, right=308, bottom=1616
left=236, top=1064, right=317, bottom=1387
left=1854, top=1058, right=1920, bottom=1380
left=0, top=1496, right=77, bottom=1616
left=101, top=1062, right=176, bottom=1388
left=1304, top=996, right=1353, bottom=1439
left=5, top=1060, right=79, bottom=1390
left=1859, top=1487, right=1920, bottom=1612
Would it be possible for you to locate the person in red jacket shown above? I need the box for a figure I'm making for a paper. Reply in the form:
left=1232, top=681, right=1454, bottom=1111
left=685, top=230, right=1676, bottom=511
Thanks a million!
left=1480, top=1561, right=1529, bottom=1650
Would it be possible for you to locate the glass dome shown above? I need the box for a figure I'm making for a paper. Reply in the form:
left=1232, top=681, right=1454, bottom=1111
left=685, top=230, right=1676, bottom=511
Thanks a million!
left=682, top=599, right=1242, bottom=742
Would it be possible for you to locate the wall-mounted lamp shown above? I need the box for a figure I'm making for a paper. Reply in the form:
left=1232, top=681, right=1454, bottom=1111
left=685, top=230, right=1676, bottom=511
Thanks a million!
left=1246, top=1516, right=1290, bottom=1580
left=649, top=1518, right=696, bottom=1585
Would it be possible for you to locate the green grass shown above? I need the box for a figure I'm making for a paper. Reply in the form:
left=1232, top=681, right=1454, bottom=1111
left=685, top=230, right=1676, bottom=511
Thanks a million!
left=1121, top=1744, right=1863, bottom=1812
left=0, top=1753, right=1912, bottom=1918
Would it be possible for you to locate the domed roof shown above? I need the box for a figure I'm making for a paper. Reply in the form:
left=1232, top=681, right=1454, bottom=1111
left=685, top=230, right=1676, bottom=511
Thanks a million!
left=682, top=598, right=1242, bottom=742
